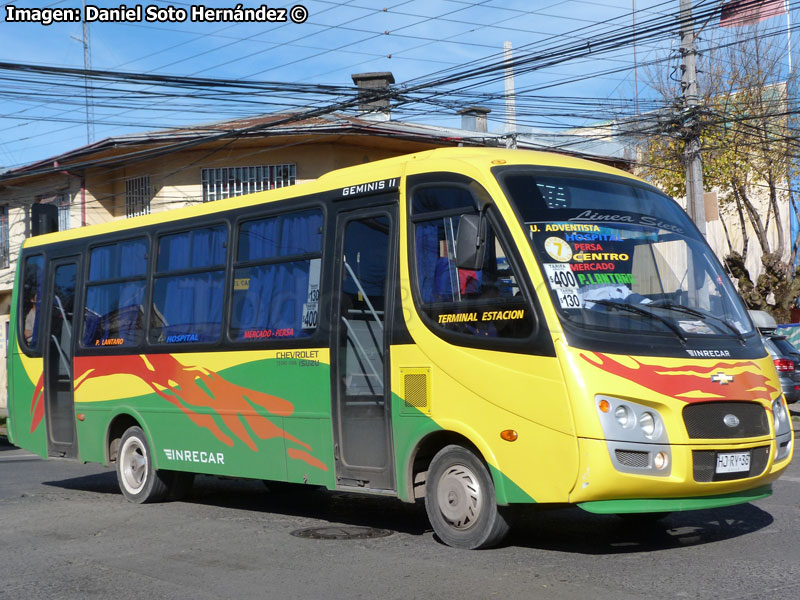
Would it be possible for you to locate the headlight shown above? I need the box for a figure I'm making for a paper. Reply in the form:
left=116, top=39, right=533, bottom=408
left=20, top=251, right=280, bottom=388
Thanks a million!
left=615, top=405, right=633, bottom=428
left=639, top=412, right=656, bottom=437
left=596, top=396, right=669, bottom=445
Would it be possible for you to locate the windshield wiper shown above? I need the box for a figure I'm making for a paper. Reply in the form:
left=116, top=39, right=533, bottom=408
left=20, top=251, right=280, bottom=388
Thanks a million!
left=649, top=301, right=746, bottom=345
left=589, top=299, right=687, bottom=343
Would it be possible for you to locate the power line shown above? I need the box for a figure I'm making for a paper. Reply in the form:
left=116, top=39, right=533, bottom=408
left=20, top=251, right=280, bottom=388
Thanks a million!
left=3, top=0, right=799, bottom=170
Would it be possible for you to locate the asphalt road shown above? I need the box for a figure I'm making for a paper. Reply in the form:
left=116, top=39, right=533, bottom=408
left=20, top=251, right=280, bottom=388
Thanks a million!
left=2, top=423, right=800, bottom=600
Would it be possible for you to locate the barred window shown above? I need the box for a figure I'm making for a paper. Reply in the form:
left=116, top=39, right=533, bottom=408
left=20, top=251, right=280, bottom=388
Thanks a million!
left=37, top=192, right=70, bottom=230
left=202, top=164, right=296, bottom=202
left=0, top=205, right=9, bottom=269
left=126, top=176, right=151, bottom=218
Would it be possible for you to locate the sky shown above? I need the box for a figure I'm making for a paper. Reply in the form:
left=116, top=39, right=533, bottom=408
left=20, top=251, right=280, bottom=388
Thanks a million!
left=1, top=0, right=797, bottom=170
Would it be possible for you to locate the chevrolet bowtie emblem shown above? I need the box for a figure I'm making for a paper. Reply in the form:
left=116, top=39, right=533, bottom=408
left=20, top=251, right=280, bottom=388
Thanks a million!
left=711, top=372, right=734, bottom=385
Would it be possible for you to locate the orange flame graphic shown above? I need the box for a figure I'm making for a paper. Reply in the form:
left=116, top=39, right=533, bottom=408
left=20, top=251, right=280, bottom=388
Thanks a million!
left=31, top=354, right=327, bottom=471
left=30, top=374, right=45, bottom=433
left=580, top=352, right=777, bottom=403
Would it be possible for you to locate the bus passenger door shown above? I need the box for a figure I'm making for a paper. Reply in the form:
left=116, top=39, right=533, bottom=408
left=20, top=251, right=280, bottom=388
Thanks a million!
left=332, top=206, right=396, bottom=490
left=43, top=257, right=80, bottom=458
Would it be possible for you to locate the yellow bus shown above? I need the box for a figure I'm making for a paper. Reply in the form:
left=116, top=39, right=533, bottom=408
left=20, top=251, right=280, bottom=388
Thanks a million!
left=7, top=147, right=793, bottom=549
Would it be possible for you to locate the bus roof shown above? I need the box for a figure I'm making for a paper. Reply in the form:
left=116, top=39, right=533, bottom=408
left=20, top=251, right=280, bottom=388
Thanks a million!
left=22, top=147, right=639, bottom=249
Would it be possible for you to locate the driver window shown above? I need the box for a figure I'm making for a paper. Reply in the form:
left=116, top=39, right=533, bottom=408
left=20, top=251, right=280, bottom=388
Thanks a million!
left=412, top=185, right=533, bottom=340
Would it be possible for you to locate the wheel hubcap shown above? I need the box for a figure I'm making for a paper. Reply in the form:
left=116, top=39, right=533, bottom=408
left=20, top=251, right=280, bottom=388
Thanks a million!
left=120, top=438, right=147, bottom=494
left=436, top=464, right=482, bottom=530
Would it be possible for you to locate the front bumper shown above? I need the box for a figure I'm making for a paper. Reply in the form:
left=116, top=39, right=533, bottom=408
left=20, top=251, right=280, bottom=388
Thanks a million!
left=579, top=484, right=773, bottom=514
left=569, top=436, right=792, bottom=505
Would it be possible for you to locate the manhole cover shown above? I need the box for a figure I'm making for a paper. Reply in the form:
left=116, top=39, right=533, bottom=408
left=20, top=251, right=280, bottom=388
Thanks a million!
left=291, top=526, right=393, bottom=540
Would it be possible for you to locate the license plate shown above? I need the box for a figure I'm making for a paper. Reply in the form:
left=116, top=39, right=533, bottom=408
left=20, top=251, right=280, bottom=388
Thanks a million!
left=715, top=452, right=750, bottom=474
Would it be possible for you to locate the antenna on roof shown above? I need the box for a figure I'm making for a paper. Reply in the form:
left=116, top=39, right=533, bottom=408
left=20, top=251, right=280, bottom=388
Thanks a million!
left=70, top=0, right=94, bottom=144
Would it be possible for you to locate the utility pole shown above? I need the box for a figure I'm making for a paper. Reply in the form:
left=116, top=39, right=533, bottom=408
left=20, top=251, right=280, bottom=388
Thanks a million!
left=633, top=0, right=639, bottom=115
left=503, top=41, right=517, bottom=149
left=679, top=0, right=706, bottom=237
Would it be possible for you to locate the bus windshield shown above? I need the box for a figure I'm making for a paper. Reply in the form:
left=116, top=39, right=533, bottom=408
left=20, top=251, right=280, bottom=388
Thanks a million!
left=496, top=168, right=754, bottom=339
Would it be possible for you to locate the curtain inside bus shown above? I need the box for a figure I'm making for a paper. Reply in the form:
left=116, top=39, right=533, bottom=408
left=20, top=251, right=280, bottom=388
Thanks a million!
left=231, top=210, right=322, bottom=340
left=83, top=239, right=147, bottom=347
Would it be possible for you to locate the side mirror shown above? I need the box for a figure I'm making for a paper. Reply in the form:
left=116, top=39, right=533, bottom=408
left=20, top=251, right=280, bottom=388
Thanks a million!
left=455, top=213, right=486, bottom=270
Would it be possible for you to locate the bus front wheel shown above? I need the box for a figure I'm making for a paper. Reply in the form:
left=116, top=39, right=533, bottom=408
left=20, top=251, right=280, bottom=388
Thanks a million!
left=116, top=426, right=170, bottom=503
left=424, top=445, right=510, bottom=549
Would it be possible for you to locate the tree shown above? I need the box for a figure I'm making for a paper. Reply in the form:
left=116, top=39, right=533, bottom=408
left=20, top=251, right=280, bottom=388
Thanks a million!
left=637, top=25, right=800, bottom=322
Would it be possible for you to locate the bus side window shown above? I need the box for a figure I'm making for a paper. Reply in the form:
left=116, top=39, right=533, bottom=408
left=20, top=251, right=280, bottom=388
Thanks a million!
left=230, top=209, right=323, bottom=341
left=150, top=226, right=227, bottom=345
left=83, top=238, right=148, bottom=348
left=21, top=255, right=44, bottom=348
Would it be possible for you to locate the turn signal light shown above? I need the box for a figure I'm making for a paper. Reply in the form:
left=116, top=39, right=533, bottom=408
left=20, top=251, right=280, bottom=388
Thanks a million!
left=500, top=429, right=518, bottom=442
left=76, top=414, right=85, bottom=422
left=598, top=399, right=611, bottom=413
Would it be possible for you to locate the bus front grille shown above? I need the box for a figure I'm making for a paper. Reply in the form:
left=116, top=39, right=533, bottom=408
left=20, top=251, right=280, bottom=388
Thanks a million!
left=683, top=402, right=769, bottom=439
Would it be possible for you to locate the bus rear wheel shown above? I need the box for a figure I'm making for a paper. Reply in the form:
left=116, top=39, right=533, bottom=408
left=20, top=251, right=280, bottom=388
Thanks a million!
left=424, top=445, right=510, bottom=549
left=116, top=426, right=170, bottom=503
